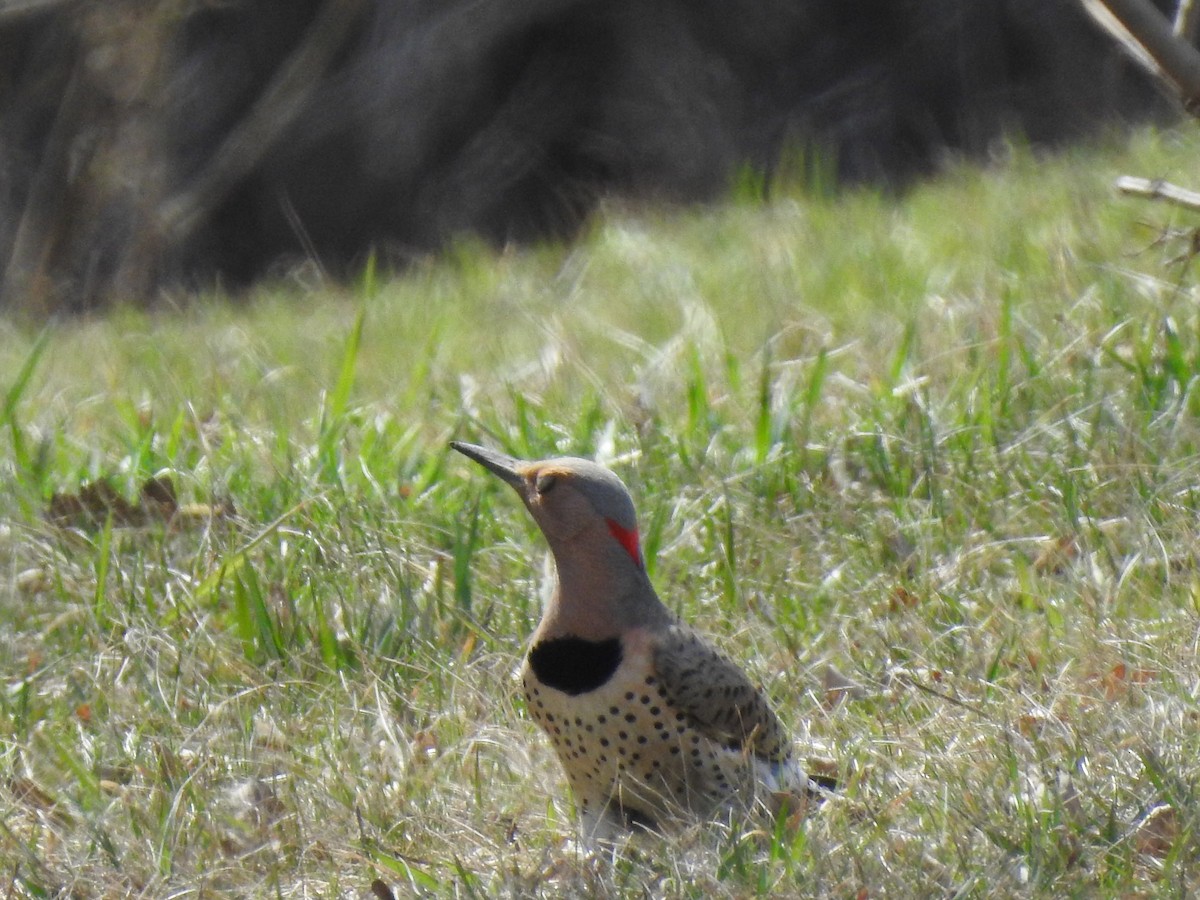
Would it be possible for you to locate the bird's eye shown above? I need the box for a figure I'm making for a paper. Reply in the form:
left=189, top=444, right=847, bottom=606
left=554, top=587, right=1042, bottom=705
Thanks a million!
left=535, top=473, right=557, bottom=495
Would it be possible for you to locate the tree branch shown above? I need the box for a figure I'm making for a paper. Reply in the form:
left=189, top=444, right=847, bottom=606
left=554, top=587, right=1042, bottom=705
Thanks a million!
left=1082, top=0, right=1200, bottom=111
left=1115, top=175, right=1200, bottom=210
left=1175, top=0, right=1200, bottom=44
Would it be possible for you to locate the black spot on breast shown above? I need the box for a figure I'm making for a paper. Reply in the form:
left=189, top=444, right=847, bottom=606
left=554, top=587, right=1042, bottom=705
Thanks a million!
left=528, top=637, right=623, bottom=696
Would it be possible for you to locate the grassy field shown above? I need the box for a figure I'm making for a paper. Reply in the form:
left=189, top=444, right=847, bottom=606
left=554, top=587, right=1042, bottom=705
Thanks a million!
left=4, top=126, right=1200, bottom=897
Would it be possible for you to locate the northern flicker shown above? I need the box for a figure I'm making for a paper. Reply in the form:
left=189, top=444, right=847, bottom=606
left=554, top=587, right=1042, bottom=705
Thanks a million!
left=451, top=441, right=824, bottom=840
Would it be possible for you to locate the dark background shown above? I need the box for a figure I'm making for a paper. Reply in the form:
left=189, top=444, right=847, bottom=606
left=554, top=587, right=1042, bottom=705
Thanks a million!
left=0, top=0, right=1178, bottom=313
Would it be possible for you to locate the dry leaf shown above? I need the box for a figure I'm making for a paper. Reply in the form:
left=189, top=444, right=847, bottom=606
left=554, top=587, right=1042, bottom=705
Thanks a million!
left=253, top=713, right=288, bottom=750
left=823, top=663, right=867, bottom=707
left=48, top=475, right=176, bottom=527
left=16, top=568, right=51, bottom=595
left=1034, top=535, right=1078, bottom=575
left=411, top=729, right=438, bottom=764
left=10, top=776, right=57, bottom=811
left=777, top=789, right=814, bottom=829
left=48, top=479, right=138, bottom=526
left=1134, top=804, right=1180, bottom=860
left=170, top=499, right=236, bottom=529
left=48, top=474, right=232, bottom=530
left=139, top=474, right=177, bottom=511
left=888, top=585, right=920, bottom=613
left=9, top=776, right=73, bottom=827
left=1016, top=714, right=1046, bottom=738
left=1100, top=662, right=1157, bottom=701
left=459, top=632, right=477, bottom=659
left=806, top=755, right=840, bottom=793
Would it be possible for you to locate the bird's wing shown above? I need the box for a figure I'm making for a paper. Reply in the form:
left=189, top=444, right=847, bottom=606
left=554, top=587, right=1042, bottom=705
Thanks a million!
left=651, top=624, right=792, bottom=763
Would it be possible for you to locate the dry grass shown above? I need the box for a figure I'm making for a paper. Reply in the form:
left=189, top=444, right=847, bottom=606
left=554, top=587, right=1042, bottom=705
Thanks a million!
left=3, top=128, right=1200, bottom=896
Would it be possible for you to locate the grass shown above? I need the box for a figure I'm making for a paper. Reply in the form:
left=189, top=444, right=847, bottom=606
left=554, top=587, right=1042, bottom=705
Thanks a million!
left=4, top=126, right=1200, bottom=895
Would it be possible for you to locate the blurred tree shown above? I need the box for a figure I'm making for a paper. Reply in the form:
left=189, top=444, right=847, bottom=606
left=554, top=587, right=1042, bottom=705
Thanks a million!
left=0, top=0, right=1179, bottom=313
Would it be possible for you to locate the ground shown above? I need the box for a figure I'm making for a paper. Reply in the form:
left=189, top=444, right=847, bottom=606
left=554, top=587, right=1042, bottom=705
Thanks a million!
left=2, top=127, right=1200, bottom=896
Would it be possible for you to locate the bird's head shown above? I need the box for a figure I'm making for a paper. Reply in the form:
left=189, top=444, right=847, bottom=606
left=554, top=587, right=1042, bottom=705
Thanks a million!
left=450, top=441, right=643, bottom=570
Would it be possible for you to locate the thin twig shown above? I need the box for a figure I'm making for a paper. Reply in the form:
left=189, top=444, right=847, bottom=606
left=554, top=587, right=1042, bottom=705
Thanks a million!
left=1083, top=0, right=1200, bottom=111
left=1175, top=0, right=1200, bottom=43
left=1115, top=175, right=1200, bottom=211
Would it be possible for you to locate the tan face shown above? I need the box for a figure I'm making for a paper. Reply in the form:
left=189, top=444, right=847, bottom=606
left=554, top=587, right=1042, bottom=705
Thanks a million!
left=450, top=442, right=643, bottom=567
left=514, top=462, right=598, bottom=543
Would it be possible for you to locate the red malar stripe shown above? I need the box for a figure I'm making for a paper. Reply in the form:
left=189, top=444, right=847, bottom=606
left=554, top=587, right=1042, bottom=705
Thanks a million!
left=606, top=518, right=643, bottom=568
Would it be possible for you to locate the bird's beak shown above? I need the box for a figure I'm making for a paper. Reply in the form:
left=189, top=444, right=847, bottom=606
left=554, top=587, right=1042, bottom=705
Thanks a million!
left=450, top=441, right=526, bottom=490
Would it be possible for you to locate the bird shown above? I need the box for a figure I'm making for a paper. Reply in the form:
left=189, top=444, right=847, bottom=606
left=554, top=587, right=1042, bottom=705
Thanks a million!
left=450, top=440, right=826, bottom=841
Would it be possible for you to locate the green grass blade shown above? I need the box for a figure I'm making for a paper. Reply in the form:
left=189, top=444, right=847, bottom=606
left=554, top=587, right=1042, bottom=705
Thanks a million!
left=318, top=304, right=367, bottom=481
left=2, top=326, right=50, bottom=481
left=93, top=515, right=113, bottom=622
left=453, top=497, right=481, bottom=614
left=329, top=305, right=366, bottom=424
left=754, top=349, right=773, bottom=465
left=189, top=498, right=313, bottom=608
left=798, top=346, right=829, bottom=469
